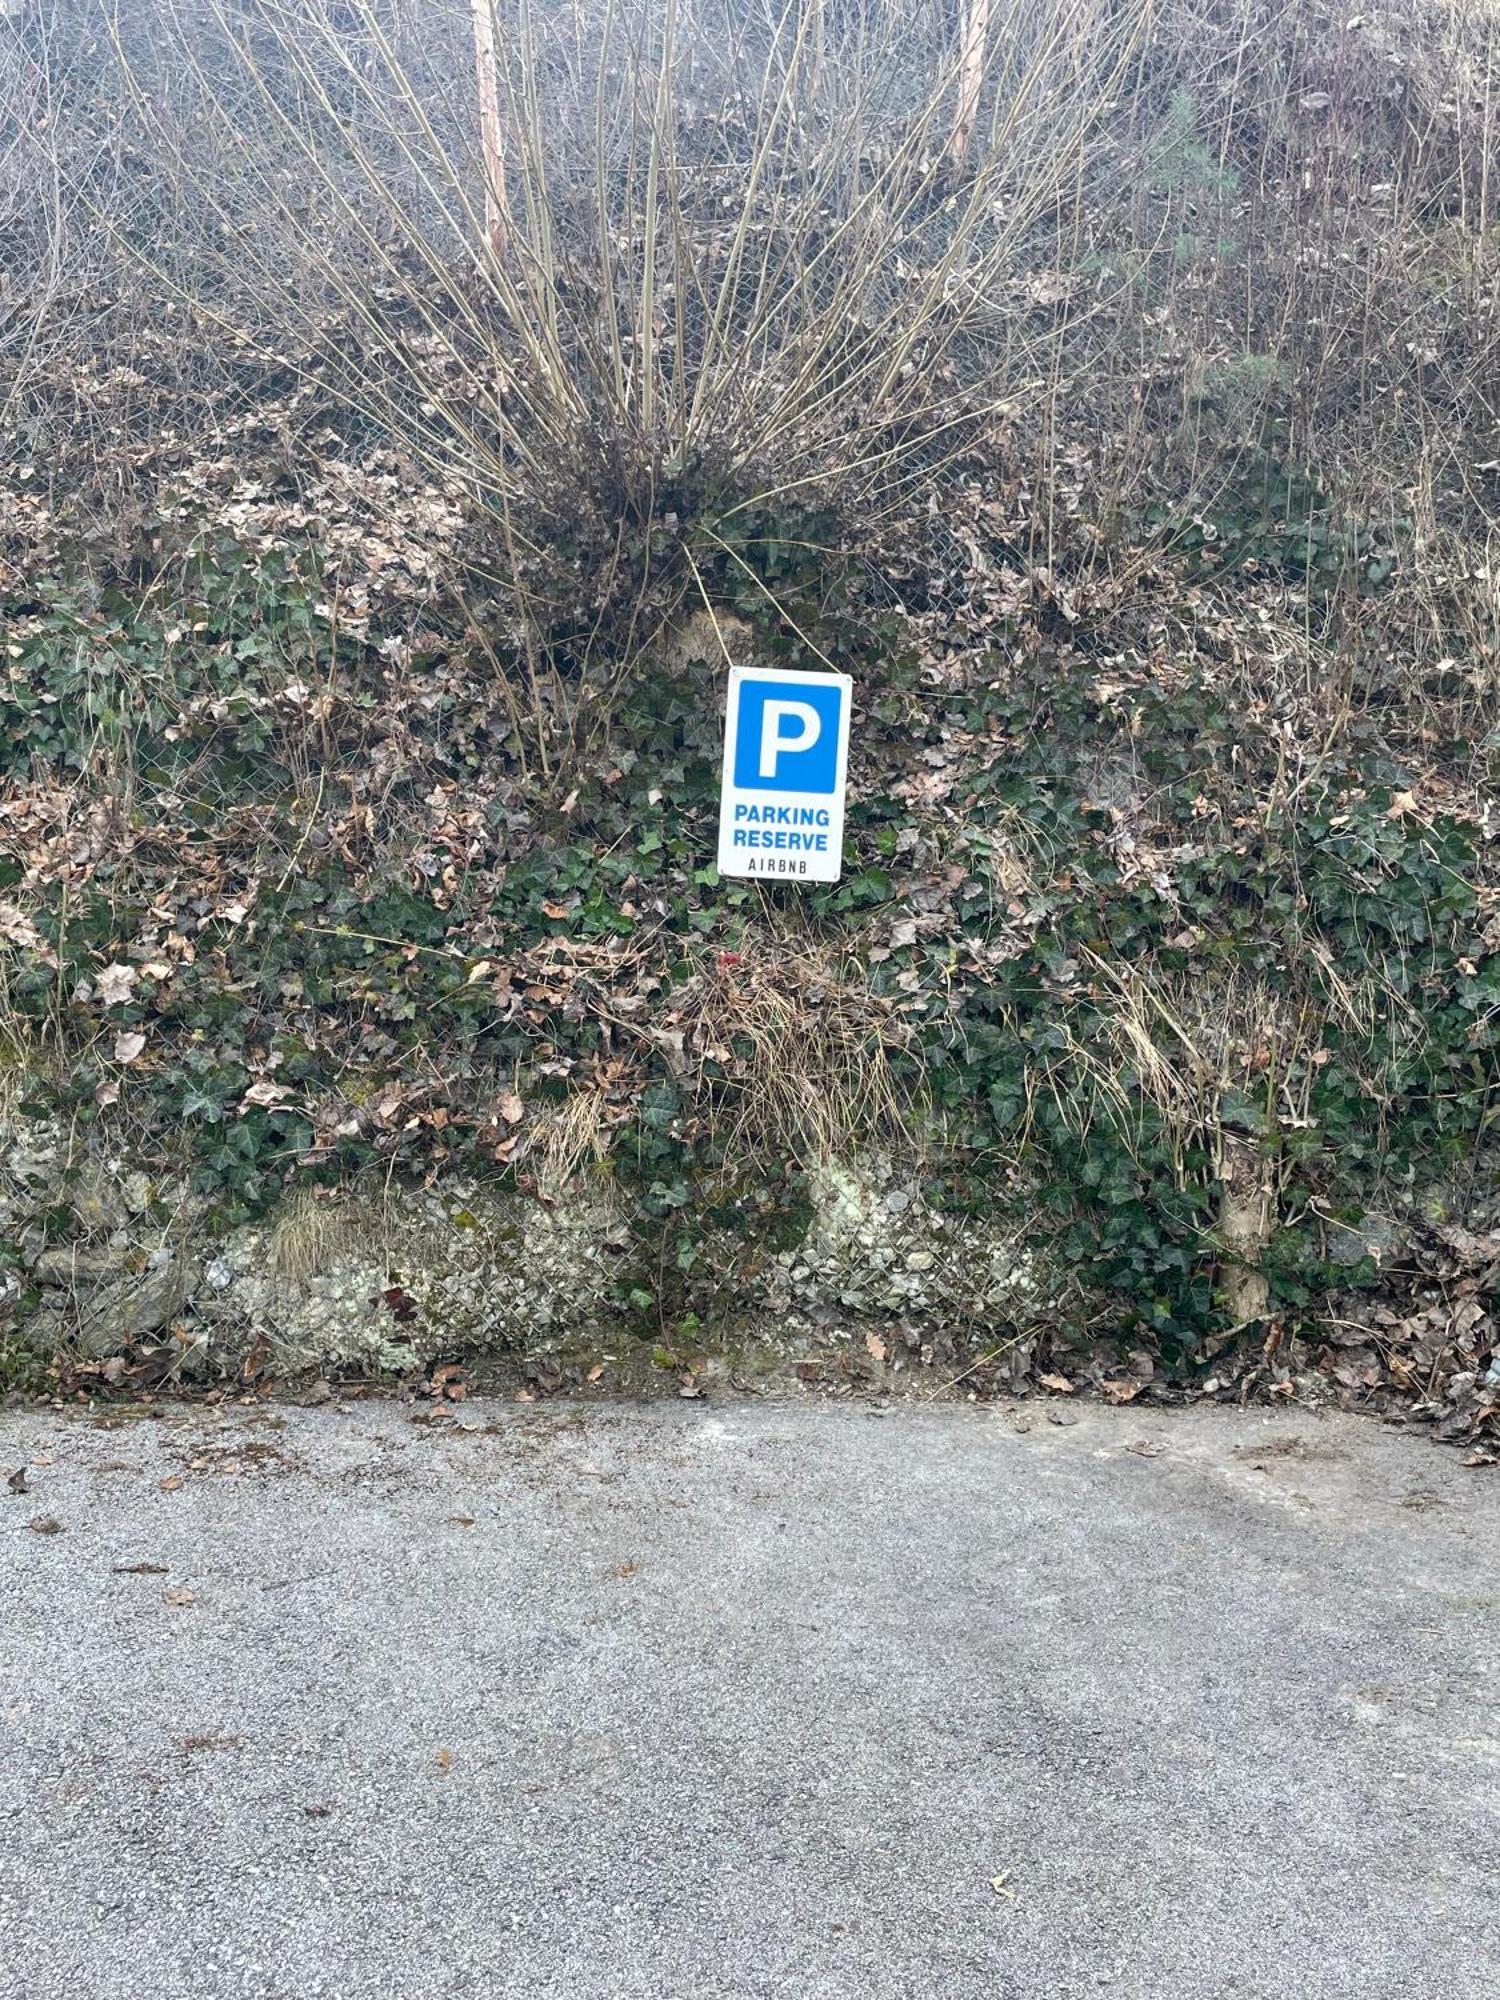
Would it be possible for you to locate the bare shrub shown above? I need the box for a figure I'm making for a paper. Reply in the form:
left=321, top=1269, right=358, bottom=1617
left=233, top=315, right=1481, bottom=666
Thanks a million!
left=59, top=0, right=1140, bottom=757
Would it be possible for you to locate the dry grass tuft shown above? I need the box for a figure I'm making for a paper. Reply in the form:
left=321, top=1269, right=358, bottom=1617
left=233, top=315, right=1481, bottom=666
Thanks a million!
left=267, top=1188, right=378, bottom=1282
left=529, top=1083, right=621, bottom=1202
left=1038, top=955, right=1331, bottom=1187
left=677, top=935, right=922, bottom=1176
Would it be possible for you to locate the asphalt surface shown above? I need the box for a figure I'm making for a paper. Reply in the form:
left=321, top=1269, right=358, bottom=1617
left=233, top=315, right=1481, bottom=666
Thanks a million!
left=1, top=1394, right=1496, bottom=2000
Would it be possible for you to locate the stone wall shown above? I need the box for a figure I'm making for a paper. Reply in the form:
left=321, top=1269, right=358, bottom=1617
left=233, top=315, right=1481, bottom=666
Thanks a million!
left=2, top=1118, right=1054, bottom=1379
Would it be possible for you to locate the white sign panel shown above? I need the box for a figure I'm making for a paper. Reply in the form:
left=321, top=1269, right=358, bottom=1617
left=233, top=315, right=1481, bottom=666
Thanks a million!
left=716, top=665, right=852, bottom=884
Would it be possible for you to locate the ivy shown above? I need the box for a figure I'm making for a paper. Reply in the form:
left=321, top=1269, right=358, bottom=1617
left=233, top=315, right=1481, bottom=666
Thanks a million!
left=5, top=537, right=1496, bottom=1364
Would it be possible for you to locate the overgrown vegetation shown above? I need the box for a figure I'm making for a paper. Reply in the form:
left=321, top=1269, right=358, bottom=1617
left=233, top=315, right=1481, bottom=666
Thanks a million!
left=2, top=0, right=1498, bottom=1445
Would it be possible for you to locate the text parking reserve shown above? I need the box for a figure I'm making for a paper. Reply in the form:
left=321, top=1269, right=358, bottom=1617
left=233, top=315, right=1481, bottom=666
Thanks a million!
left=716, top=666, right=851, bottom=885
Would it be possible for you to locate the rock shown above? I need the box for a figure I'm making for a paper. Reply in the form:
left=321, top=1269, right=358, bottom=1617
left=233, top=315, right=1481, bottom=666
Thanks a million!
left=1326, top=1214, right=1407, bottom=1268
left=119, top=1171, right=154, bottom=1217
left=15, top=1302, right=68, bottom=1358
left=73, top=1257, right=198, bottom=1358
left=69, top=1175, right=130, bottom=1234
left=796, top=1156, right=1050, bottom=1328
left=31, top=1245, right=130, bottom=1287
left=194, top=1182, right=627, bottom=1375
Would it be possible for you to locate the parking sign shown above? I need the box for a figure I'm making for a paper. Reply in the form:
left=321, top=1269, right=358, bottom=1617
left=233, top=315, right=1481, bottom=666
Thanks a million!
left=717, top=665, right=851, bottom=883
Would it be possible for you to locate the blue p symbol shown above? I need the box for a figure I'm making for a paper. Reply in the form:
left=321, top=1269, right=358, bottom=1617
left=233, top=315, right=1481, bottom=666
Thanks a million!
left=734, top=678, right=842, bottom=793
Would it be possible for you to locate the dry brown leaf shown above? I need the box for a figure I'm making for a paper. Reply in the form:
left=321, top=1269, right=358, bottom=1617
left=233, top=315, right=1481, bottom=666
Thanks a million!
left=1099, top=1379, right=1141, bottom=1404
left=241, top=1079, right=289, bottom=1109
left=96, top=963, right=138, bottom=1006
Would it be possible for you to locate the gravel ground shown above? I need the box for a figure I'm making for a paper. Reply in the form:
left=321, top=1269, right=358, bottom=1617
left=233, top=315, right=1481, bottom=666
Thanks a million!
left=1, top=1394, right=1496, bottom=2000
